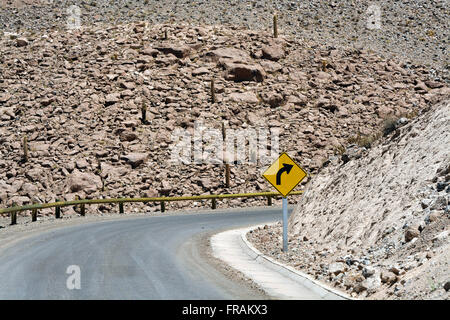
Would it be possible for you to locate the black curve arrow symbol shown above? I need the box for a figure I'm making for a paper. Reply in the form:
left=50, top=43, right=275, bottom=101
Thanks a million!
left=276, top=163, right=294, bottom=185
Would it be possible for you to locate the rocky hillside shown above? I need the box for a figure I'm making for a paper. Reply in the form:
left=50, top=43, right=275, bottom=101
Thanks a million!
left=1, top=21, right=448, bottom=215
left=249, top=99, right=449, bottom=300
left=1, top=0, right=448, bottom=77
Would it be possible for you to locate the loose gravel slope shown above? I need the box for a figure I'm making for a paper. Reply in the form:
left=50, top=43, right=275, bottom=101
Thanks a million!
left=249, top=100, right=450, bottom=300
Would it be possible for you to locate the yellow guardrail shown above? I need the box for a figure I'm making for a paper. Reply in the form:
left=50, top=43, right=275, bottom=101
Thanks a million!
left=1, top=191, right=304, bottom=225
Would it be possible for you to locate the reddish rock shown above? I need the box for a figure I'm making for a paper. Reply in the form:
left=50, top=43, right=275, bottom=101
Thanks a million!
left=142, top=47, right=159, bottom=57
left=262, top=91, right=285, bottom=107
left=16, top=38, right=29, bottom=47
left=192, top=67, right=209, bottom=76
left=207, top=47, right=251, bottom=63
left=67, top=171, right=102, bottom=194
left=122, top=153, right=148, bottom=168
left=405, top=227, right=420, bottom=242
left=224, top=63, right=265, bottom=82
left=381, top=271, right=398, bottom=284
left=120, top=131, right=138, bottom=142
left=261, top=44, right=285, bottom=61
left=105, top=93, right=120, bottom=106
left=228, top=92, right=259, bottom=104
left=259, top=60, right=283, bottom=73
left=155, top=43, right=191, bottom=58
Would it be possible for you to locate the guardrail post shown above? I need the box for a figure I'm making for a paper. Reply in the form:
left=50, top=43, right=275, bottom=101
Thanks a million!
left=55, top=199, right=61, bottom=219
left=119, top=202, right=124, bottom=214
left=222, top=121, right=231, bottom=188
left=31, top=208, right=38, bottom=222
left=161, top=201, right=165, bottom=213
left=212, top=198, right=217, bottom=210
left=10, top=202, right=17, bottom=225
left=267, top=196, right=272, bottom=206
left=80, top=203, right=85, bottom=216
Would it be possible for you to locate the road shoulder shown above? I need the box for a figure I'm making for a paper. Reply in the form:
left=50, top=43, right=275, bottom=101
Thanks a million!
left=211, top=224, right=352, bottom=300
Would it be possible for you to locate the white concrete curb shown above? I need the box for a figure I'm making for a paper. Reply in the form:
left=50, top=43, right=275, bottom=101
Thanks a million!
left=241, top=224, right=353, bottom=300
left=211, top=223, right=353, bottom=300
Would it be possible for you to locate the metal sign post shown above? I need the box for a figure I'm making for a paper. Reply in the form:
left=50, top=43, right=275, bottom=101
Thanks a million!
left=262, top=152, right=308, bottom=254
left=282, top=197, right=288, bottom=252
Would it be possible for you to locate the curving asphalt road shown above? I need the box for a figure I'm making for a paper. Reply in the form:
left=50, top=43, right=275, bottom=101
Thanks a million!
left=0, top=207, right=290, bottom=300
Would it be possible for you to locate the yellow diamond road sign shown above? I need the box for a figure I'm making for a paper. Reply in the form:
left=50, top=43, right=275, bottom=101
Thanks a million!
left=262, top=153, right=307, bottom=197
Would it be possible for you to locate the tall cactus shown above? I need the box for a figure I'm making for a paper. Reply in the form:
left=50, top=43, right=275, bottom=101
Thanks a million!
left=23, top=136, right=29, bottom=162
left=273, top=14, right=278, bottom=38
left=141, top=104, right=147, bottom=124
left=210, top=78, right=217, bottom=103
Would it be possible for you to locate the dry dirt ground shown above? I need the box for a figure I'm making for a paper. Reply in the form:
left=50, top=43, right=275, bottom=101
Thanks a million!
left=248, top=99, right=450, bottom=300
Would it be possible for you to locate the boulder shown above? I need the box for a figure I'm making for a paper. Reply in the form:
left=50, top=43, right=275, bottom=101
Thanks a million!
left=381, top=271, right=398, bottom=284
left=8, top=196, right=30, bottom=206
left=405, top=227, right=420, bottom=242
left=31, top=143, right=50, bottom=156
left=76, top=158, right=89, bottom=169
left=144, top=188, right=159, bottom=198
left=67, top=170, right=102, bottom=194
left=26, top=168, right=45, bottom=182
left=16, top=38, right=29, bottom=47
left=328, top=262, right=346, bottom=275
left=432, top=230, right=449, bottom=243
left=259, top=60, right=283, bottom=73
left=360, top=274, right=381, bottom=293
left=155, top=43, right=191, bottom=58
left=261, top=44, right=285, bottom=61
left=119, top=131, right=138, bottom=142
left=105, top=93, right=120, bottom=106
left=192, top=67, right=209, bottom=76
left=262, top=91, right=285, bottom=107
left=207, top=47, right=251, bottom=63
left=224, top=63, right=265, bottom=82
left=228, top=92, right=259, bottom=104
left=362, top=266, right=377, bottom=278
left=21, top=183, right=39, bottom=196
left=142, top=47, right=159, bottom=57
left=122, top=153, right=148, bottom=168
left=444, top=281, right=450, bottom=291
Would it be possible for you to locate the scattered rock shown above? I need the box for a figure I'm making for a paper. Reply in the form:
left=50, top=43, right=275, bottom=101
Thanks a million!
left=444, top=281, right=450, bottom=291
left=328, top=262, right=346, bottom=275
left=228, top=92, right=259, bottom=104
left=105, top=93, right=120, bottom=106
left=261, top=43, right=285, bottom=61
left=155, top=43, right=191, bottom=58
left=75, top=158, right=89, bottom=170
left=67, top=171, right=102, bottom=194
left=381, top=271, right=398, bottom=285
left=121, top=153, right=148, bottom=168
left=208, top=47, right=251, bottom=63
left=432, top=230, right=449, bottom=243
left=120, top=131, right=139, bottom=142
left=261, top=92, right=285, bottom=107
left=16, top=38, right=29, bottom=47
left=224, top=63, right=265, bottom=82
left=405, top=227, right=420, bottom=242
left=360, top=274, right=382, bottom=293
left=362, top=266, right=377, bottom=278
